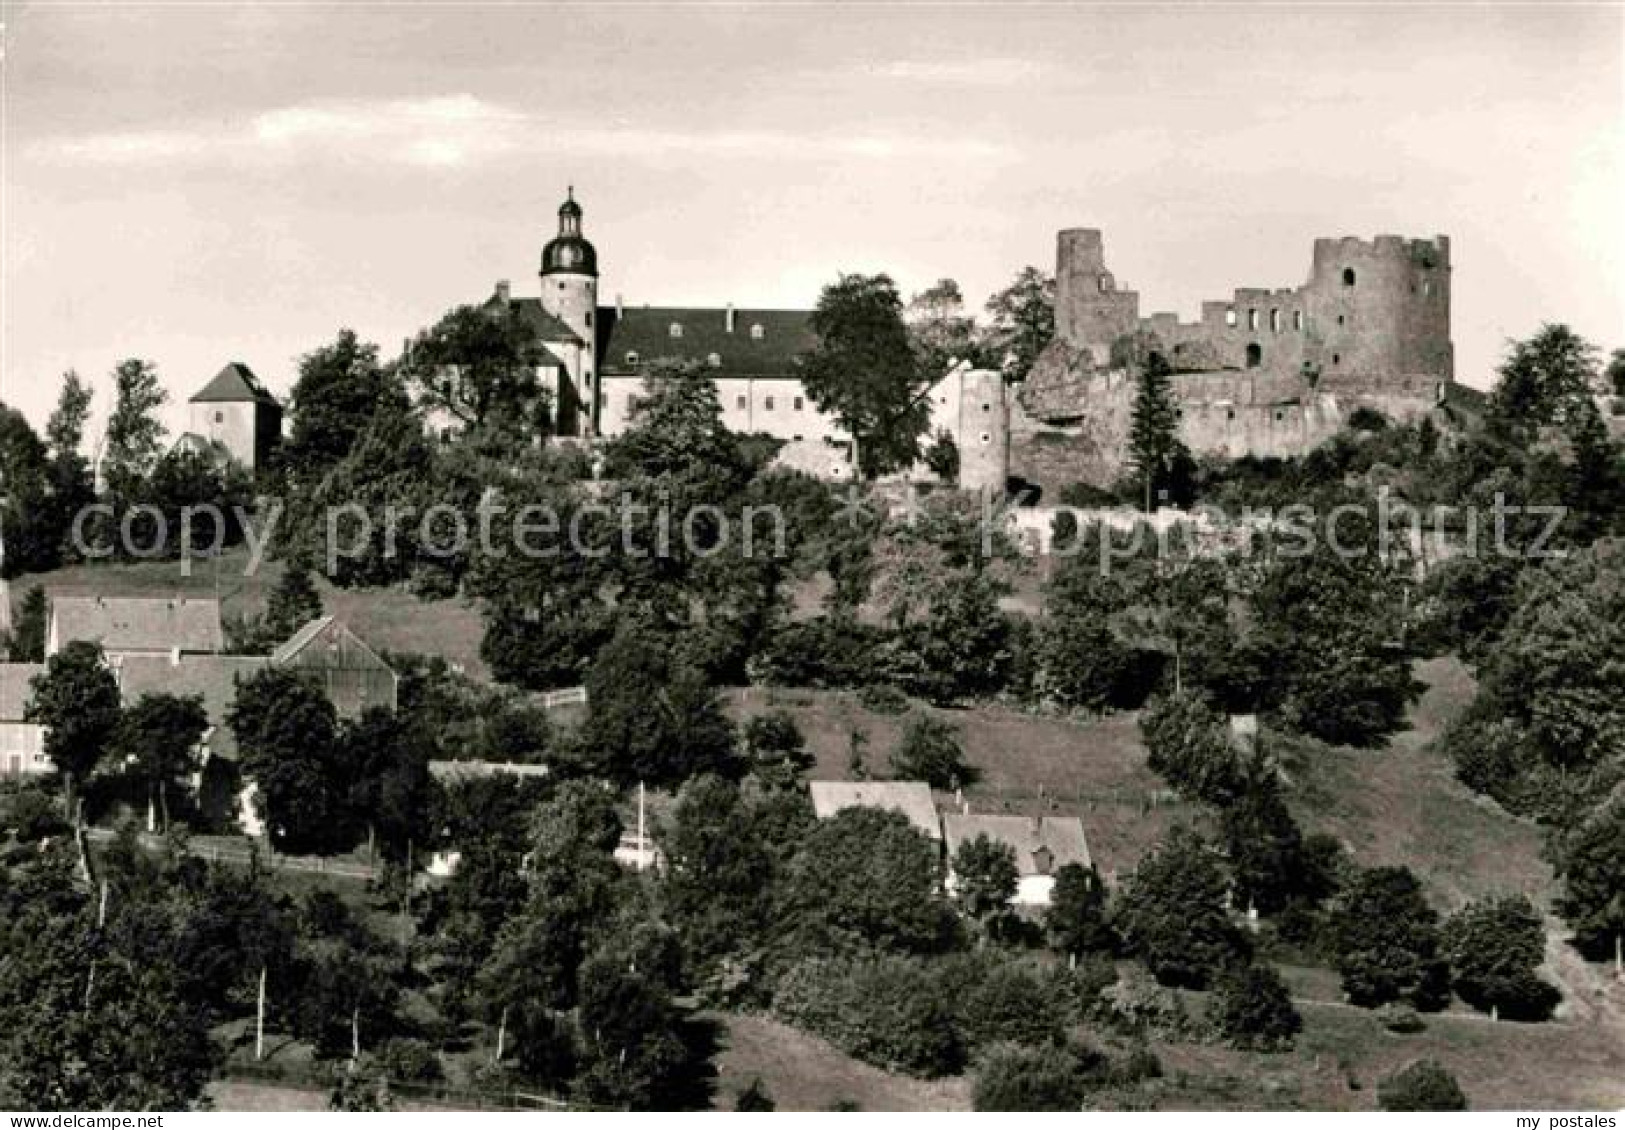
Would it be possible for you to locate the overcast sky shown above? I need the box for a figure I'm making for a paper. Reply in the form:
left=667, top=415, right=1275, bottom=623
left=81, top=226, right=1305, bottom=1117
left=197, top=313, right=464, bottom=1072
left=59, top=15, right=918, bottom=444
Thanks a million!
left=2, top=2, right=1621, bottom=439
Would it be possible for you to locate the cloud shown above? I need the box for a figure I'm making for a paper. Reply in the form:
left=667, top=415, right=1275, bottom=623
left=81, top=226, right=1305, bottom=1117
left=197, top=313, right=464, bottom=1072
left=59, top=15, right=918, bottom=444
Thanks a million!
left=32, top=95, right=1012, bottom=170
left=870, top=57, right=1047, bottom=86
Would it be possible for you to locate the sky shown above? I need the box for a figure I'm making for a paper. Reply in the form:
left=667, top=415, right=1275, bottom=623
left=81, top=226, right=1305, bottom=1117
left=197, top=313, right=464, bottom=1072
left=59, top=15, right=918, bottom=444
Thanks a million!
left=2, top=2, right=1622, bottom=441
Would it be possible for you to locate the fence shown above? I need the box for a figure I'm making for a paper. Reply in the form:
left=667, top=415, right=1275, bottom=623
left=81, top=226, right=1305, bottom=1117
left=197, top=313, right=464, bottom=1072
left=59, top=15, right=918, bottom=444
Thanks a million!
left=82, top=826, right=379, bottom=882
left=217, top=1061, right=581, bottom=1111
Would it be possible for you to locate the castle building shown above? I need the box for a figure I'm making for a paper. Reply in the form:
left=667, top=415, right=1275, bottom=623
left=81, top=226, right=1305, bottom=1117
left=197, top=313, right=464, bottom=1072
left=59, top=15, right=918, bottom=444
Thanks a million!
left=1016, top=227, right=1462, bottom=486
left=174, top=362, right=284, bottom=472
left=480, top=190, right=1011, bottom=487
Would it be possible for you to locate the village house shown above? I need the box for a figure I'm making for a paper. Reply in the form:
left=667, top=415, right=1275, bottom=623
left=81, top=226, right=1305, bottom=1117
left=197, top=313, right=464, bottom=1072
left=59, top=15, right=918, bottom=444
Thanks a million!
left=942, top=813, right=1093, bottom=908
left=46, top=594, right=225, bottom=663
left=0, top=663, right=48, bottom=778
left=808, top=779, right=943, bottom=841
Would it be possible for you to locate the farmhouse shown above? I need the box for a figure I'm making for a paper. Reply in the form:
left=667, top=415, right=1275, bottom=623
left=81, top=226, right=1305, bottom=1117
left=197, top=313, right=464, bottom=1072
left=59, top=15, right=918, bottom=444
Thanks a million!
left=808, top=779, right=943, bottom=841
left=943, top=813, right=1092, bottom=908
left=46, top=595, right=225, bottom=662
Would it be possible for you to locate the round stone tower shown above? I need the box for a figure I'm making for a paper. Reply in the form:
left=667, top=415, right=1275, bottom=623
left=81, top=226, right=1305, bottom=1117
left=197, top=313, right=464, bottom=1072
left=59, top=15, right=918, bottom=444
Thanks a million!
left=540, top=187, right=599, bottom=433
left=956, top=368, right=1010, bottom=493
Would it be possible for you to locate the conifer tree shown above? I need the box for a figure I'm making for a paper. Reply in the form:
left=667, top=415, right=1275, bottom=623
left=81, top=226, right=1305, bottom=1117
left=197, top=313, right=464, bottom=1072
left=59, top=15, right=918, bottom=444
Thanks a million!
left=1127, top=353, right=1182, bottom=512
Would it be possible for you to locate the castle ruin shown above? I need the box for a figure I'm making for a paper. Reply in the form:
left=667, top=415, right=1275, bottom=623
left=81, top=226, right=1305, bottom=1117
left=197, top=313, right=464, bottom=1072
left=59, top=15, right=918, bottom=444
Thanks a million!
left=1014, top=228, right=1462, bottom=487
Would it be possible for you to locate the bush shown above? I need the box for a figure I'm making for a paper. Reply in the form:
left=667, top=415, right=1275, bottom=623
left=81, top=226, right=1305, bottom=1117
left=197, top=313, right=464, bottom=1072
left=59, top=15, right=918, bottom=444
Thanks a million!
left=857, top=683, right=911, bottom=715
left=1377, top=1060, right=1467, bottom=1111
left=749, top=619, right=887, bottom=689
left=959, top=962, right=1065, bottom=1049
left=734, top=1078, right=775, bottom=1111
left=1377, top=1003, right=1425, bottom=1034
left=1326, top=866, right=1450, bottom=1010
left=374, top=1038, right=443, bottom=1084
left=773, top=956, right=965, bottom=1078
left=888, top=713, right=977, bottom=790
left=1206, top=965, right=1302, bottom=1051
left=972, top=1041, right=1107, bottom=1112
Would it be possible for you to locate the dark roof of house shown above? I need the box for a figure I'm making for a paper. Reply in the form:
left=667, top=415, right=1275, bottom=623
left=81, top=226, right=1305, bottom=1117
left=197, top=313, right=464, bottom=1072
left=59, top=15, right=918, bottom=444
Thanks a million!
left=0, top=663, right=45, bottom=721
left=115, top=654, right=272, bottom=760
left=50, top=595, right=225, bottom=655
left=497, top=297, right=585, bottom=348
left=190, top=362, right=280, bottom=406
left=597, top=306, right=815, bottom=380
left=943, top=814, right=1092, bottom=877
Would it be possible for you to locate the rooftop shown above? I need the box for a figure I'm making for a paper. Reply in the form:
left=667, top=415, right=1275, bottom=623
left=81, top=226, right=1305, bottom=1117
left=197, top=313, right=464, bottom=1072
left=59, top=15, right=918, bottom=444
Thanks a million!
left=189, top=362, right=280, bottom=406
left=50, top=595, right=225, bottom=656
left=598, top=305, right=815, bottom=380
left=808, top=779, right=942, bottom=841
left=943, top=813, right=1092, bottom=877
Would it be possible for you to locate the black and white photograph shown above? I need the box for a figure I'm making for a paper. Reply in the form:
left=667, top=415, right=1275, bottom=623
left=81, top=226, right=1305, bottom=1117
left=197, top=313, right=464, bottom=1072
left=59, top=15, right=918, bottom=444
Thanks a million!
left=0, top=0, right=1622, bottom=1116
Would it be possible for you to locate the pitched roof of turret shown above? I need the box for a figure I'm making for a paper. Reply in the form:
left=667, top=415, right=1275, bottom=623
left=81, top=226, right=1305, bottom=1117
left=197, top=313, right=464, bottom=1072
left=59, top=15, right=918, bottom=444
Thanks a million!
left=190, top=362, right=280, bottom=405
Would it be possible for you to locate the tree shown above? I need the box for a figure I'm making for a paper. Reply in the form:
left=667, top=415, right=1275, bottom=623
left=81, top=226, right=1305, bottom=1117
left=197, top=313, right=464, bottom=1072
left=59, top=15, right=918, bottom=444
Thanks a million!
left=342, top=707, right=434, bottom=863
left=1220, top=772, right=1312, bottom=917
left=1206, top=964, right=1302, bottom=1051
left=227, top=668, right=349, bottom=854
left=1127, top=352, right=1184, bottom=512
left=44, top=371, right=96, bottom=564
left=1606, top=347, right=1625, bottom=398
left=283, top=329, right=404, bottom=485
left=102, top=359, right=169, bottom=507
left=405, top=303, right=551, bottom=438
left=889, top=713, right=977, bottom=790
left=1115, top=825, right=1249, bottom=989
left=983, top=266, right=1056, bottom=385
left=742, top=709, right=814, bottom=790
left=114, top=693, right=208, bottom=831
left=574, top=949, right=692, bottom=1110
left=950, top=833, right=1019, bottom=937
left=800, top=273, right=930, bottom=478
left=0, top=405, right=62, bottom=576
left=25, top=640, right=121, bottom=810
left=660, top=775, right=777, bottom=975
left=262, top=557, right=324, bottom=646
left=1555, top=803, right=1625, bottom=970
left=581, top=625, right=741, bottom=788
left=906, top=278, right=986, bottom=377
left=1326, top=866, right=1450, bottom=1009
left=1377, top=1060, right=1468, bottom=1111
left=1442, top=895, right=1558, bottom=1020
left=960, top=961, right=1065, bottom=1048
left=1140, top=691, right=1243, bottom=807
left=5, top=585, right=46, bottom=661
left=1488, top=323, right=1600, bottom=437
left=1044, top=862, right=1115, bottom=959
left=922, top=429, right=961, bottom=484
left=781, top=807, right=956, bottom=956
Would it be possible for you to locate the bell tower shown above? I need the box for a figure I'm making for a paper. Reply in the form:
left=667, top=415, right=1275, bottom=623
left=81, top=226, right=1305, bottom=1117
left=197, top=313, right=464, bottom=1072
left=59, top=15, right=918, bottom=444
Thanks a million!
left=540, top=187, right=600, bottom=434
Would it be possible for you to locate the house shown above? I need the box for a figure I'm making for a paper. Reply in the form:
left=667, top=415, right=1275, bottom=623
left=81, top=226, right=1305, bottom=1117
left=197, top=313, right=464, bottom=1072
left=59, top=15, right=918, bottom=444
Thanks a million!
left=272, top=616, right=399, bottom=718
left=47, top=595, right=224, bottom=662
left=183, top=362, right=283, bottom=472
left=942, top=813, right=1093, bottom=908
left=113, top=653, right=272, bottom=822
left=0, top=663, right=49, bottom=778
left=808, top=780, right=942, bottom=841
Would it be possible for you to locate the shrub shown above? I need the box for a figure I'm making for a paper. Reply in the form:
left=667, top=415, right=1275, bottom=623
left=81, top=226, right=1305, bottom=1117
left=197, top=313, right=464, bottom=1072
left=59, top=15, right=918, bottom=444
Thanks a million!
left=773, top=956, right=965, bottom=1078
left=1326, top=866, right=1450, bottom=1010
left=959, top=962, right=1065, bottom=1049
left=1377, top=1060, right=1467, bottom=1111
left=374, top=1038, right=443, bottom=1084
left=1442, top=895, right=1560, bottom=1021
left=734, top=1078, right=775, bottom=1111
left=888, top=713, right=977, bottom=790
left=1377, top=1003, right=1425, bottom=1034
left=857, top=683, right=911, bottom=715
left=972, top=1041, right=1107, bottom=1112
left=1206, top=965, right=1302, bottom=1051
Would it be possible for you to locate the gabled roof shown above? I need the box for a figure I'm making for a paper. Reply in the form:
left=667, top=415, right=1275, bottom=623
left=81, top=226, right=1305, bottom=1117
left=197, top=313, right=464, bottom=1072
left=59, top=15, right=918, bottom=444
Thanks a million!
left=429, top=759, right=551, bottom=783
left=0, top=663, right=45, bottom=721
left=499, top=297, right=586, bottom=348
left=943, top=814, right=1092, bottom=877
left=50, top=595, right=225, bottom=655
left=598, top=306, right=816, bottom=380
left=808, top=780, right=942, bottom=841
left=190, top=362, right=280, bottom=406
left=114, top=654, right=272, bottom=760
left=271, top=616, right=392, bottom=671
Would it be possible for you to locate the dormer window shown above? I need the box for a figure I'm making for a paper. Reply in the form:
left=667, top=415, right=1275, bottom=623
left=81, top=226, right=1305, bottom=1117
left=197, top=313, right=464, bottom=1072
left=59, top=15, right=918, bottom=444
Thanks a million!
left=707, top=352, right=722, bottom=368
left=750, top=323, right=765, bottom=340
left=669, top=323, right=683, bottom=339
left=625, top=351, right=640, bottom=365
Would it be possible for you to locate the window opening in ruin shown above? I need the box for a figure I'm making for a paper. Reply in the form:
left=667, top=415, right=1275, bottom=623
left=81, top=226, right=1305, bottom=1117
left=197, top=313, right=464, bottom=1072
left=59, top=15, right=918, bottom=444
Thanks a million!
left=1332, top=353, right=1341, bottom=365
left=1293, top=311, right=1304, bottom=331
left=1225, top=307, right=1237, bottom=327
left=1270, top=309, right=1281, bottom=333
left=1246, top=343, right=1263, bottom=368
left=1248, top=309, right=1259, bottom=331
left=1342, top=268, right=1356, bottom=286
